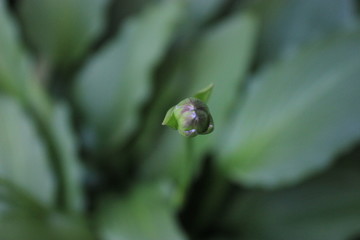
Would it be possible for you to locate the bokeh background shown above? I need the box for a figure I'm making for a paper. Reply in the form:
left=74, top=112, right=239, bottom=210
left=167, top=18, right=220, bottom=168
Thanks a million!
left=1, top=0, right=360, bottom=239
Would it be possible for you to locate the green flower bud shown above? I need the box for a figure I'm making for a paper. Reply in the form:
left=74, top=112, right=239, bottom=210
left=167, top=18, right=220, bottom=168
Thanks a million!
left=173, top=98, right=214, bottom=137
left=162, top=84, right=214, bottom=138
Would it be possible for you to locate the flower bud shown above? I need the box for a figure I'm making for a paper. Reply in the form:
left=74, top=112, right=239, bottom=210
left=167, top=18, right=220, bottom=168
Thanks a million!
left=162, top=97, right=214, bottom=137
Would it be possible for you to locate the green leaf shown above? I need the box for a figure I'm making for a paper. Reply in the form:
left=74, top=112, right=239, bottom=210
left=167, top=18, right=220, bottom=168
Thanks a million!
left=0, top=211, right=94, bottom=240
left=219, top=155, right=360, bottom=240
left=0, top=179, right=91, bottom=240
left=188, top=11, right=259, bottom=151
left=193, top=83, right=214, bottom=103
left=141, top=11, right=259, bottom=187
left=0, top=2, right=51, bottom=119
left=162, top=106, right=178, bottom=130
left=0, top=96, right=55, bottom=206
left=133, top=8, right=258, bottom=161
left=0, top=1, right=27, bottom=97
left=97, top=184, right=186, bottom=240
left=219, top=32, right=360, bottom=188
left=0, top=178, right=47, bottom=216
left=187, top=0, right=226, bottom=28
left=189, top=12, right=258, bottom=127
left=50, top=103, right=84, bottom=212
left=105, top=0, right=148, bottom=36
left=19, top=0, right=108, bottom=67
left=140, top=130, right=185, bottom=183
left=75, top=0, right=184, bottom=151
left=1, top=4, right=83, bottom=212
left=252, top=0, right=357, bottom=62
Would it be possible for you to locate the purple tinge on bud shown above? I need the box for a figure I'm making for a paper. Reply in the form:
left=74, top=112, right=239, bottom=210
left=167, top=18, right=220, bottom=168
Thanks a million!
left=173, top=97, right=214, bottom=137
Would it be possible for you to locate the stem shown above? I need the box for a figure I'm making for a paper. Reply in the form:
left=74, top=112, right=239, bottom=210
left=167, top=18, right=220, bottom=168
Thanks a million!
left=176, top=138, right=193, bottom=206
left=192, top=170, right=230, bottom=234
left=184, top=137, right=193, bottom=190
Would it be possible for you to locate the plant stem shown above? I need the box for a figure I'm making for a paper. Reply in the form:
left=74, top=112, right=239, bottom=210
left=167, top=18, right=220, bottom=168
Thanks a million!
left=192, top=170, right=230, bottom=234
left=185, top=137, right=193, bottom=189
left=176, top=137, right=193, bottom=206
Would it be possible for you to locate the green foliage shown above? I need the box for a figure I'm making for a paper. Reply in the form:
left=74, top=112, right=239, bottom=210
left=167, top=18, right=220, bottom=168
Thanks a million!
left=218, top=155, right=360, bottom=240
left=0, top=1, right=51, bottom=118
left=75, top=0, right=184, bottom=151
left=253, top=0, right=358, bottom=62
left=141, top=9, right=259, bottom=190
left=0, top=97, right=55, bottom=206
left=50, top=103, right=84, bottom=212
left=97, top=184, right=185, bottom=240
left=0, top=0, right=360, bottom=239
left=19, top=0, right=108, bottom=67
left=219, top=32, right=360, bottom=188
left=0, top=210, right=94, bottom=240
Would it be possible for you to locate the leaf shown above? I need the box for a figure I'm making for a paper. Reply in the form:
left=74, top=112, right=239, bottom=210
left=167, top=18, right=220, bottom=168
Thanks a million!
left=0, top=96, right=55, bottom=206
left=19, top=0, right=108, bottom=67
left=133, top=4, right=253, bottom=161
left=219, top=153, right=360, bottom=240
left=0, top=1, right=28, bottom=97
left=50, top=103, right=84, bottom=212
left=252, top=0, right=358, bottom=62
left=193, top=83, right=214, bottom=103
left=75, top=0, right=184, bottom=151
left=0, top=1, right=51, bottom=119
left=105, top=0, right=148, bottom=39
left=0, top=211, right=94, bottom=240
left=97, top=183, right=186, bottom=240
left=1, top=3, right=84, bottom=212
left=0, top=178, right=47, bottom=216
left=219, top=32, right=360, bottom=188
left=141, top=11, right=259, bottom=186
left=188, top=11, right=259, bottom=150
left=162, top=106, right=178, bottom=130
left=187, top=0, right=227, bottom=27
left=0, top=178, right=91, bottom=240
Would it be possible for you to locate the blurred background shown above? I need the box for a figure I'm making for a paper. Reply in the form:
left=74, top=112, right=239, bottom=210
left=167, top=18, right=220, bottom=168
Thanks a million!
left=1, top=0, right=360, bottom=239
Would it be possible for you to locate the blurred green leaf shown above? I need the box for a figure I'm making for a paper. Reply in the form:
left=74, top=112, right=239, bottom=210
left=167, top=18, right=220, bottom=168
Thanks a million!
left=0, top=1, right=28, bottom=97
left=97, top=184, right=186, bottom=240
left=253, top=0, right=358, bottom=62
left=105, top=0, right=149, bottom=38
left=1, top=2, right=92, bottom=214
left=0, top=1, right=51, bottom=119
left=50, top=103, right=84, bottom=212
left=188, top=11, right=258, bottom=151
left=131, top=0, right=232, bottom=159
left=219, top=155, right=360, bottom=240
left=141, top=11, right=259, bottom=188
left=75, top=0, right=184, bottom=151
left=187, top=0, right=227, bottom=27
left=0, top=3, right=83, bottom=212
left=0, top=178, right=91, bottom=240
left=219, top=32, right=360, bottom=188
left=19, top=0, right=108, bottom=67
left=0, top=96, right=55, bottom=206
left=0, top=178, right=47, bottom=216
left=131, top=60, right=189, bottom=162
left=0, top=212, right=94, bottom=240
left=141, top=130, right=185, bottom=184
